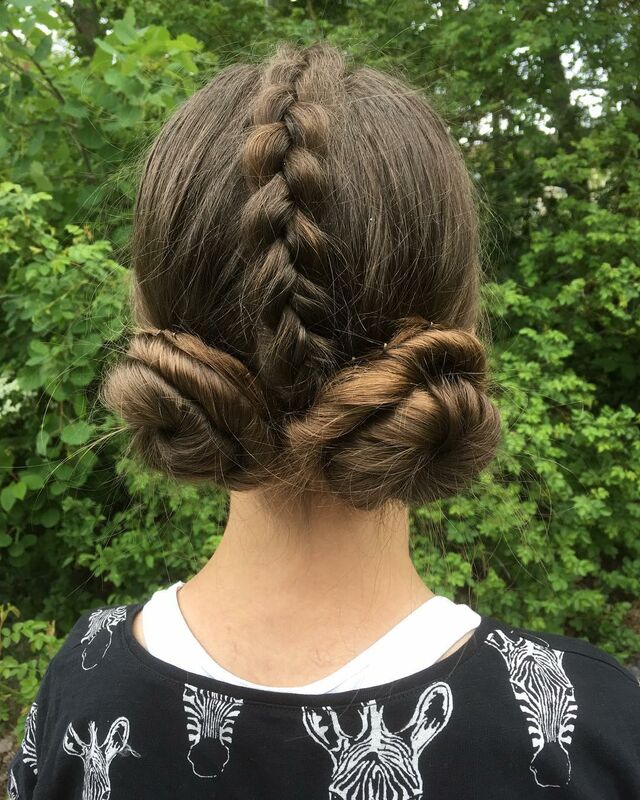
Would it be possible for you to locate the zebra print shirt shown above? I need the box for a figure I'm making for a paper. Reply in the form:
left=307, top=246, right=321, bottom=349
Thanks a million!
left=6, top=603, right=640, bottom=800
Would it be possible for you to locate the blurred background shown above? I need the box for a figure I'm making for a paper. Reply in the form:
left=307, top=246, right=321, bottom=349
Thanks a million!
left=1, top=0, right=638, bottom=754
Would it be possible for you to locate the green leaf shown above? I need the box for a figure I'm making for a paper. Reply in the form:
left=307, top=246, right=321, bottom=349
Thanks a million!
left=91, top=43, right=114, bottom=72
left=36, top=430, right=50, bottom=457
left=123, top=6, right=136, bottom=26
left=113, top=18, right=138, bottom=46
left=29, top=161, right=53, bottom=191
left=1, top=486, right=16, bottom=513
left=21, top=471, right=46, bottom=491
left=94, top=38, right=121, bottom=58
left=12, top=481, right=27, bottom=500
left=29, top=340, right=49, bottom=356
left=33, top=33, right=52, bottom=63
left=49, top=481, right=68, bottom=497
left=69, top=366, right=95, bottom=387
left=60, top=422, right=94, bottom=446
left=37, top=508, right=60, bottom=528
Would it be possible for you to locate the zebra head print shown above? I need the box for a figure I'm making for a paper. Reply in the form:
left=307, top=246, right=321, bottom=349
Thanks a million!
left=21, top=701, right=38, bottom=775
left=63, top=716, right=140, bottom=800
left=183, top=684, right=244, bottom=779
left=7, top=768, right=19, bottom=800
left=486, top=629, right=578, bottom=788
left=81, top=607, right=128, bottom=671
left=302, top=681, right=453, bottom=800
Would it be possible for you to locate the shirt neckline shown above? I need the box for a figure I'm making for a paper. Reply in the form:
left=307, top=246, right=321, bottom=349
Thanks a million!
left=121, top=601, right=497, bottom=708
left=150, top=582, right=480, bottom=693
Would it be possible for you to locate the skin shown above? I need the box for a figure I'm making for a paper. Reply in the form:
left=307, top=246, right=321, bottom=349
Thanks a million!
left=132, top=489, right=475, bottom=686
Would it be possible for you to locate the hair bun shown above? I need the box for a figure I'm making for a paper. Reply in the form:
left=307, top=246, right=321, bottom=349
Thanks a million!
left=102, top=330, right=278, bottom=489
left=284, top=317, right=502, bottom=509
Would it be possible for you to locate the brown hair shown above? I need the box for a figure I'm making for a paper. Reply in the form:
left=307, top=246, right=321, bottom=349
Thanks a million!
left=102, top=41, right=502, bottom=510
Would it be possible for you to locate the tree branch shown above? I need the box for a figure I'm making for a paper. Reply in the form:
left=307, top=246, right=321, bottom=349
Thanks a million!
left=4, top=31, right=95, bottom=181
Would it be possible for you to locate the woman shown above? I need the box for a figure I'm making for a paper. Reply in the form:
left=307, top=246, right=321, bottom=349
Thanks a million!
left=7, top=41, right=640, bottom=799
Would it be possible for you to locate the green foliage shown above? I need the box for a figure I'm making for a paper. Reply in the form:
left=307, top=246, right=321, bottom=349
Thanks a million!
left=0, top=604, right=60, bottom=742
left=0, top=2, right=207, bottom=243
left=0, top=182, right=225, bottom=619
left=1, top=0, right=639, bottom=743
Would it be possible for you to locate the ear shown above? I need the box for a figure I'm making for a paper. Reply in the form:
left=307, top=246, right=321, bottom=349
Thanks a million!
left=103, top=717, right=134, bottom=764
left=520, top=631, right=552, bottom=650
left=302, top=706, right=350, bottom=763
left=485, top=629, right=518, bottom=657
left=63, top=723, right=87, bottom=758
left=402, top=682, right=453, bottom=760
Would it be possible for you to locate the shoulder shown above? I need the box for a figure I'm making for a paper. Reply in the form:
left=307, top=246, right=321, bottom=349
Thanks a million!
left=458, top=617, right=640, bottom=795
left=73, top=602, right=134, bottom=670
left=481, top=617, right=639, bottom=687
left=40, top=602, right=140, bottom=688
left=8, top=603, right=141, bottom=790
left=32, top=603, right=141, bottom=728
left=478, top=616, right=640, bottom=741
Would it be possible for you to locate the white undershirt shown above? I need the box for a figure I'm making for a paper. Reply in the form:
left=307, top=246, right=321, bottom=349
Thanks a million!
left=141, top=581, right=481, bottom=693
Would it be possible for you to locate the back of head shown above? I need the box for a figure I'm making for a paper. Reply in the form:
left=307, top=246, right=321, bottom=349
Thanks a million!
left=102, top=41, right=502, bottom=510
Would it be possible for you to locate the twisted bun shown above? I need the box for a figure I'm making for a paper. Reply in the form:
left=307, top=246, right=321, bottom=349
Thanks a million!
left=102, top=331, right=278, bottom=489
left=284, top=318, right=502, bottom=509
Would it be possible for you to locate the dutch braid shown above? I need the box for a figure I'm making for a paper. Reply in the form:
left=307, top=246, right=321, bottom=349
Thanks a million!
left=239, top=42, right=346, bottom=410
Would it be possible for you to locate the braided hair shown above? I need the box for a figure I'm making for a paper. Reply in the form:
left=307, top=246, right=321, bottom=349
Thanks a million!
left=102, top=41, right=502, bottom=509
left=239, top=43, right=345, bottom=409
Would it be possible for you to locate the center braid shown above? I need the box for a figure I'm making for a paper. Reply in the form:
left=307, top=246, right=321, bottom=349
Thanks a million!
left=239, top=42, right=346, bottom=413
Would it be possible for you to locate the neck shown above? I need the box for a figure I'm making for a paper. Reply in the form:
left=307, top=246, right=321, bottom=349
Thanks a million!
left=182, top=488, right=434, bottom=652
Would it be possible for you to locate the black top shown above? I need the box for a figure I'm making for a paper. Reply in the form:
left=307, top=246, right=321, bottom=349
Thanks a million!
left=6, top=602, right=640, bottom=799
